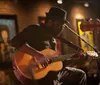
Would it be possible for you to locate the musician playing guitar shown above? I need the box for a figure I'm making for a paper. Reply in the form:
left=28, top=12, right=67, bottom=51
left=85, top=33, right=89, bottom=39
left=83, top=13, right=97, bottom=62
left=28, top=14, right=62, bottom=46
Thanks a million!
left=11, top=7, right=98, bottom=85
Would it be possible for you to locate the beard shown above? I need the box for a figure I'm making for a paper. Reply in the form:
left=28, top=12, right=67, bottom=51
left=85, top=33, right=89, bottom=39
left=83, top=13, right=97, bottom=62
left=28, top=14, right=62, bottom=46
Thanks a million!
left=51, top=25, right=64, bottom=37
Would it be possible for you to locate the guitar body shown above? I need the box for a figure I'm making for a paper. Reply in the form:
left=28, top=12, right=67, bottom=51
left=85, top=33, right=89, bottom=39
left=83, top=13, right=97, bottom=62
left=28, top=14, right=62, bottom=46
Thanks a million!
left=13, top=48, right=63, bottom=84
left=13, top=44, right=99, bottom=84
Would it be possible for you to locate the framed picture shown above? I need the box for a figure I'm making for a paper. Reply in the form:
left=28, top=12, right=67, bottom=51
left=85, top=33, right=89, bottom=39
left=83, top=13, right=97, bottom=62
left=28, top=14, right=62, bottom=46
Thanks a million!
left=76, top=19, right=94, bottom=52
left=0, top=15, right=18, bottom=42
left=0, top=15, right=18, bottom=62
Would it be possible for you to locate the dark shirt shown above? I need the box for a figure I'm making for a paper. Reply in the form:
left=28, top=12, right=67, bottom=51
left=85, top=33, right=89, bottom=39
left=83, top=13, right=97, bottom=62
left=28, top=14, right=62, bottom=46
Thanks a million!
left=11, top=24, right=56, bottom=51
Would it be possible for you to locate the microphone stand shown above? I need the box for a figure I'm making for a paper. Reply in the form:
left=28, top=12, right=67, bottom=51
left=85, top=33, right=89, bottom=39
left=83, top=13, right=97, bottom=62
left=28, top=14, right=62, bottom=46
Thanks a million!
left=63, top=23, right=99, bottom=53
left=56, top=36, right=83, bottom=51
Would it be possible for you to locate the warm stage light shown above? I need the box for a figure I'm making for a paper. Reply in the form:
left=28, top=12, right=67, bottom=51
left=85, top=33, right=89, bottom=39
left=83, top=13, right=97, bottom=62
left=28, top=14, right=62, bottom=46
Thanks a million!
left=57, top=0, right=63, bottom=4
left=84, top=2, right=89, bottom=7
left=75, top=13, right=84, bottom=19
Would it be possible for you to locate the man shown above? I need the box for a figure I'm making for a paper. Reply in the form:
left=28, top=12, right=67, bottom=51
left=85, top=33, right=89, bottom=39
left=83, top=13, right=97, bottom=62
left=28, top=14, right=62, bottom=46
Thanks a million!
left=11, top=6, right=87, bottom=85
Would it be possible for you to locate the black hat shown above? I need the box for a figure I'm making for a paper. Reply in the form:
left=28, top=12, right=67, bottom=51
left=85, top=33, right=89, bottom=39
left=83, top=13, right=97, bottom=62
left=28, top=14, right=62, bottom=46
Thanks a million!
left=46, top=6, right=67, bottom=21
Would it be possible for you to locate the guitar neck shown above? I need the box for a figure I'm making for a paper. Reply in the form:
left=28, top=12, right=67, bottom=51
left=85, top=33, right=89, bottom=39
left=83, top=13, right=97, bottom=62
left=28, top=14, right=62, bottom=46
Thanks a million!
left=51, top=53, right=76, bottom=62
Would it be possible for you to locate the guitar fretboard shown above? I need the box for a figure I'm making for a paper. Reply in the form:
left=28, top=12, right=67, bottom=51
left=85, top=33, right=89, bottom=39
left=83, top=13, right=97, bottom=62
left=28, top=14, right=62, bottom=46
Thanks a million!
left=51, top=53, right=76, bottom=62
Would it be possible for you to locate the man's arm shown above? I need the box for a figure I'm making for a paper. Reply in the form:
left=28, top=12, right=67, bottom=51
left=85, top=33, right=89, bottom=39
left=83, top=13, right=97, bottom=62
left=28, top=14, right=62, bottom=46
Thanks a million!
left=11, top=29, right=27, bottom=50
left=18, top=43, right=42, bottom=57
left=15, top=43, right=50, bottom=67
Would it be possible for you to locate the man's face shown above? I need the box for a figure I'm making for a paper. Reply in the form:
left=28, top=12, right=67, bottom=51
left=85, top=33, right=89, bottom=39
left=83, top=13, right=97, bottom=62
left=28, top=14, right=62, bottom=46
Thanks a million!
left=49, top=19, right=65, bottom=36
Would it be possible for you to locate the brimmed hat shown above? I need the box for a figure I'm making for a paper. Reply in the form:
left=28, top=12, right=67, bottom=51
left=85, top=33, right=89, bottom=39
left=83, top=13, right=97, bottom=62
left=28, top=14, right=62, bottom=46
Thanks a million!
left=46, top=6, right=67, bottom=21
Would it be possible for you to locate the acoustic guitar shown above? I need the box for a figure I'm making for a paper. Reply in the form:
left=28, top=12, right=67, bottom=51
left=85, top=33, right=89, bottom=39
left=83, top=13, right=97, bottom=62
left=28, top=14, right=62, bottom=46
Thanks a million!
left=13, top=45, right=98, bottom=84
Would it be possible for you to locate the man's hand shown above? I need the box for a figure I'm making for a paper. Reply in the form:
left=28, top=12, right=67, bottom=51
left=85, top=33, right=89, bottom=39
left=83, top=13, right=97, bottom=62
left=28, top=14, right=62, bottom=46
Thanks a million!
left=34, top=53, right=50, bottom=68
left=85, top=51, right=98, bottom=59
left=72, top=50, right=98, bottom=61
